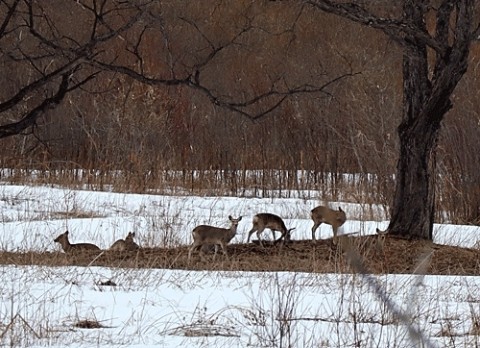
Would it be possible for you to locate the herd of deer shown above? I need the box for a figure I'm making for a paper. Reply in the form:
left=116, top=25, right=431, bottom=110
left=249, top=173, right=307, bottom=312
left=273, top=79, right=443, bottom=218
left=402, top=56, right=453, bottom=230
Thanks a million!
left=53, top=231, right=139, bottom=253
left=53, top=205, right=347, bottom=260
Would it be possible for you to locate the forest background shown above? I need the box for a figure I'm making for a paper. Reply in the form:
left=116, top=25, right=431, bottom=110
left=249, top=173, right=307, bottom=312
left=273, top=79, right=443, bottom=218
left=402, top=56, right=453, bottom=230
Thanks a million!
left=1, top=1, right=479, bottom=226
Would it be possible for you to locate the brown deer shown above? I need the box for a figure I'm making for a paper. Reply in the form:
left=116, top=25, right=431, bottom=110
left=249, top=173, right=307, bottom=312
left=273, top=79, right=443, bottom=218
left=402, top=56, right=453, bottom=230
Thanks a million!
left=110, top=232, right=140, bottom=251
left=246, top=213, right=295, bottom=247
left=188, top=215, right=242, bottom=260
left=311, top=206, right=347, bottom=244
left=375, top=227, right=388, bottom=250
left=54, top=231, right=101, bottom=253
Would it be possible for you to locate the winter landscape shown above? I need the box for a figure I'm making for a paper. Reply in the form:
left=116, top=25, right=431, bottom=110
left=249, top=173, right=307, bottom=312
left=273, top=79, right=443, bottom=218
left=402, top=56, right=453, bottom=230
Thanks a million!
left=0, top=183, right=479, bottom=347
left=2, top=1, right=480, bottom=347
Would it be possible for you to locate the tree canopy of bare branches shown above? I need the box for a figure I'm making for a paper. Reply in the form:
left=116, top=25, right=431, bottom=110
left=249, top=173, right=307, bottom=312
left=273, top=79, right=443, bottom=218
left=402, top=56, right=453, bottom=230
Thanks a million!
left=305, top=0, right=480, bottom=239
left=1, top=1, right=480, bottom=238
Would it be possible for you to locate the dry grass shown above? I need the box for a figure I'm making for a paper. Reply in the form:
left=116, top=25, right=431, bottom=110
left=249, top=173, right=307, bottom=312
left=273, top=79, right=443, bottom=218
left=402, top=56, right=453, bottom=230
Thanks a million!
left=1, top=236, right=479, bottom=275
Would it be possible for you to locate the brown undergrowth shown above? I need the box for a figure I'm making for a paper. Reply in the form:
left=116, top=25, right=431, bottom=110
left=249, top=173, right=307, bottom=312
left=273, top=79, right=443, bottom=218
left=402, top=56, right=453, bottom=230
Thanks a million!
left=0, top=235, right=479, bottom=275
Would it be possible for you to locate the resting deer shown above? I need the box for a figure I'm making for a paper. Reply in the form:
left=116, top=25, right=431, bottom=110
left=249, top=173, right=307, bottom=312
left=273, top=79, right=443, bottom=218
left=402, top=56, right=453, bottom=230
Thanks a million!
left=375, top=227, right=388, bottom=250
left=246, top=213, right=295, bottom=247
left=54, top=231, right=101, bottom=253
left=311, top=206, right=347, bottom=244
left=110, top=232, right=140, bottom=251
left=188, top=215, right=242, bottom=260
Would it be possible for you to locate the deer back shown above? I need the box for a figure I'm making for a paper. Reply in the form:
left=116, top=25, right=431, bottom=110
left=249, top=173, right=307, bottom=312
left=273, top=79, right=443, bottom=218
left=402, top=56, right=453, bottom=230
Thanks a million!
left=192, top=216, right=242, bottom=244
left=311, top=206, right=346, bottom=227
left=253, top=213, right=287, bottom=232
left=54, top=231, right=100, bottom=252
left=109, top=239, right=127, bottom=251
left=193, top=225, right=232, bottom=244
left=125, top=232, right=140, bottom=250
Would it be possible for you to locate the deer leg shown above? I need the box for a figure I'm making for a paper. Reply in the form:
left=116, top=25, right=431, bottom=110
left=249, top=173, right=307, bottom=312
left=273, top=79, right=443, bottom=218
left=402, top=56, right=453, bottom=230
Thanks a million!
left=247, top=228, right=256, bottom=243
left=219, top=242, right=229, bottom=260
left=271, top=229, right=277, bottom=242
left=311, top=222, right=321, bottom=241
left=188, top=243, right=201, bottom=260
left=332, top=225, right=339, bottom=245
left=256, top=227, right=265, bottom=248
left=273, top=229, right=285, bottom=245
left=282, top=228, right=293, bottom=244
left=211, top=244, right=220, bottom=260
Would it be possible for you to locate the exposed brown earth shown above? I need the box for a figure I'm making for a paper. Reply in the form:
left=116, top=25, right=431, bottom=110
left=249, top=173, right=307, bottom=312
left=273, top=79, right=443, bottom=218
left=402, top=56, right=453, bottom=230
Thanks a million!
left=1, top=235, right=479, bottom=276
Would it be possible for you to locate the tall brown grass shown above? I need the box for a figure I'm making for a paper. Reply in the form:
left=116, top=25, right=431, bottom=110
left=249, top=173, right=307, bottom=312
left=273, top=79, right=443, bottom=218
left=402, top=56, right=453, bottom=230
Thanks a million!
left=0, top=1, right=478, bottom=226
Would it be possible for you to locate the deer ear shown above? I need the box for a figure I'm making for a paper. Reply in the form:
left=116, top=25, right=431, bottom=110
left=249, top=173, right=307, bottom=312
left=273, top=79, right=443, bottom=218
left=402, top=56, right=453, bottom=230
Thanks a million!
left=338, top=207, right=343, bottom=212
left=228, top=215, right=233, bottom=220
left=238, top=216, right=242, bottom=221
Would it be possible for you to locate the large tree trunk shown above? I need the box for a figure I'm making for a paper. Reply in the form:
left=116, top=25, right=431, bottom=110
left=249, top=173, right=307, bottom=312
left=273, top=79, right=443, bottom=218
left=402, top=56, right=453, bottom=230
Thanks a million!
left=387, top=1, right=435, bottom=240
left=305, top=1, right=476, bottom=241
left=388, top=117, right=442, bottom=240
left=386, top=1, right=472, bottom=240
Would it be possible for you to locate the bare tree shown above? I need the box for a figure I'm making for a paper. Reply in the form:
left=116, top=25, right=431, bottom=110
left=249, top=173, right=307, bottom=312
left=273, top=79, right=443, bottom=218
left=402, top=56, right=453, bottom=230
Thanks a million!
left=0, top=1, right=354, bottom=152
left=4, top=1, right=477, bottom=242
left=90, top=3, right=356, bottom=121
left=304, top=0, right=480, bottom=240
left=97, top=0, right=477, bottom=240
left=0, top=0, right=152, bottom=139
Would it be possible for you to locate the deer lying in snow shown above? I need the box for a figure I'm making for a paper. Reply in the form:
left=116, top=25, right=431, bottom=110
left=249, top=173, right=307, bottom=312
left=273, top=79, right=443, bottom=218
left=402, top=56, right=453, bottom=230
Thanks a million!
left=188, top=215, right=242, bottom=260
left=311, top=206, right=346, bottom=244
left=54, top=231, right=101, bottom=253
left=246, top=213, right=295, bottom=247
left=110, top=232, right=140, bottom=251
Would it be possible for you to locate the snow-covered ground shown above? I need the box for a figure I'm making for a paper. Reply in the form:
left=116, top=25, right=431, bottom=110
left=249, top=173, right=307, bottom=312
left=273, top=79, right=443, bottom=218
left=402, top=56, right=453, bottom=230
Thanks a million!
left=0, top=184, right=479, bottom=347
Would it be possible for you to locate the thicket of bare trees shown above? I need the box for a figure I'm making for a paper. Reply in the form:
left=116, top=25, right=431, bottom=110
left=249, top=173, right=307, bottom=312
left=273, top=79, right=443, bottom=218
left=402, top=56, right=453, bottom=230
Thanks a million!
left=0, top=1, right=479, bottom=228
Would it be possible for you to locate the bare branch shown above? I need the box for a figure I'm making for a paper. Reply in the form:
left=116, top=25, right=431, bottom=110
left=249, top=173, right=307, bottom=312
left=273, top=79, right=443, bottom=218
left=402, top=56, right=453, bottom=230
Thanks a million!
left=0, top=0, right=21, bottom=38
left=0, top=72, right=72, bottom=139
left=0, top=0, right=154, bottom=139
left=0, top=57, right=85, bottom=113
left=179, top=15, right=253, bottom=72
left=303, top=0, right=448, bottom=55
left=89, top=59, right=191, bottom=86
left=26, top=0, right=150, bottom=60
left=92, top=51, right=359, bottom=121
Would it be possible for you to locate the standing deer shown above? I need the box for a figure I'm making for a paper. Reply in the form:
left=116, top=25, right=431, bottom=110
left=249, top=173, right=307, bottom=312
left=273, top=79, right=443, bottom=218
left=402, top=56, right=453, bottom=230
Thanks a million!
left=188, top=215, right=242, bottom=260
left=246, top=213, right=295, bottom=247
left=54, top=231, right=101, bottom=253
left=311, top=206, right=347, bottom=244
left=110, top=232, right=140, bottom=251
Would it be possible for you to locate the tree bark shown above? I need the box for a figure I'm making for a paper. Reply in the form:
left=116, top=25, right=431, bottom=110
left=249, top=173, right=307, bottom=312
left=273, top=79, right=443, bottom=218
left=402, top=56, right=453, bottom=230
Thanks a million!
left=387, top=1, right=435, bottom=239
left=306, top=0, right=475, bottom=240
left=387, top=1, right=472, bottom=240
left=388, top=119, right=440, bottom=240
